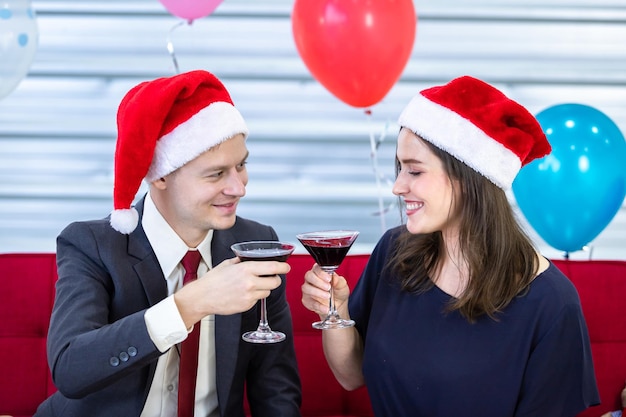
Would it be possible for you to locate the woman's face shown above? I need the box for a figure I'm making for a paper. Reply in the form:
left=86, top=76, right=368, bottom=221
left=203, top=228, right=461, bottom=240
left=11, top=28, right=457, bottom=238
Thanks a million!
left=392, top=128, right=461, bottom=236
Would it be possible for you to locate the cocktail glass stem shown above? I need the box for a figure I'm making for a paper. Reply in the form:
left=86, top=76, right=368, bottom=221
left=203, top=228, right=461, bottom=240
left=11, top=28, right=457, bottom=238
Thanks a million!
left=324, top=270, right=341, bottom=321
left=258, top=298, right=270, bottom=331
left=243, top=296, right=285, bottom=343
left=313, top=267, right=355, bottom=329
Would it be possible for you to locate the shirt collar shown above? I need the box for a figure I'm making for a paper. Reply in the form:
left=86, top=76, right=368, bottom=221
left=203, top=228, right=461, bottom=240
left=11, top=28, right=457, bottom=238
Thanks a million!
left=142, top=192, right=213, bottom=278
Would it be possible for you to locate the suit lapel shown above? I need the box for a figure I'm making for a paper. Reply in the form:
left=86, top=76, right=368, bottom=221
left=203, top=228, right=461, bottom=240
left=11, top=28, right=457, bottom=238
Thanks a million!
left=128, top=197, right=168, bottom=307
left=213, top=228, right=243, bottom=411
left=123, top=197, right=168, bottom=402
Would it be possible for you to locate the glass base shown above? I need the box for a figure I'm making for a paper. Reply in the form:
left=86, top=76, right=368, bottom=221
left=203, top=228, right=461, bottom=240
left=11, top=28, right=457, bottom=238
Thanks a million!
left=312, top=315, right=355, bottom=330
left=242, top=329, right=286, bottom=344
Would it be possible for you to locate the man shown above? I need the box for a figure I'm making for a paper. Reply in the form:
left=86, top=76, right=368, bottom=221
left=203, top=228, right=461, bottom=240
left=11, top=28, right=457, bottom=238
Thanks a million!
left=35, top=70, right=302, bottom=416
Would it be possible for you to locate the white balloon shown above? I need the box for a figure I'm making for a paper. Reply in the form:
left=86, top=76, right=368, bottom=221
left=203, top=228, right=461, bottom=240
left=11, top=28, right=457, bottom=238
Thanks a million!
left=0, top=0, right=39, bottom=99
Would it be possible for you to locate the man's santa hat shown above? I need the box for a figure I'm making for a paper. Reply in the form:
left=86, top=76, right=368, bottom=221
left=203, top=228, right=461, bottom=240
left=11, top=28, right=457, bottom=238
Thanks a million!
left=110, top=70, right=248, bottom=234
left=398, top=76, right=551, bottom=189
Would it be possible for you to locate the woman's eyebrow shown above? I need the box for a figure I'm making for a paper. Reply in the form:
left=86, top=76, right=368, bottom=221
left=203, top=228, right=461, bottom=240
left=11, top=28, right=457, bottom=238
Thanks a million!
left=398, top=157, right=424, bottom=165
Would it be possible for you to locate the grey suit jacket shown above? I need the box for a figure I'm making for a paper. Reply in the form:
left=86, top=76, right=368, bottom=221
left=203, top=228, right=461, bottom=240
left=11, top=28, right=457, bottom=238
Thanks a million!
left=35, top=197, right=302, bottom=416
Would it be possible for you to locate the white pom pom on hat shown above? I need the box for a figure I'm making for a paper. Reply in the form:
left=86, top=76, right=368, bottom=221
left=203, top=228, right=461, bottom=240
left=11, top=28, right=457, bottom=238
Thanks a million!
left=109, top=208, right=139, bottom=235
left=110, top=70, right=248, bottom=234
left=398, top=76, right=551, bottom=190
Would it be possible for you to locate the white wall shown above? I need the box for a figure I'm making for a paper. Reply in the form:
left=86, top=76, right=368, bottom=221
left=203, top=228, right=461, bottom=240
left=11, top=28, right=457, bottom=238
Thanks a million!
left=0, top=0, right=624, bottom=260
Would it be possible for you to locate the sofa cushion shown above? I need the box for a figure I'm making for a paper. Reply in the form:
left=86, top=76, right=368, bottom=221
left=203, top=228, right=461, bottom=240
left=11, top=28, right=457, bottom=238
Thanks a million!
left=0, top=253, right=57, bottom=417
left=1, top=253, right=624, bottom=417
left=553, top=260, right=626, bottom=416
left=286, top=254, right=373, bottom=416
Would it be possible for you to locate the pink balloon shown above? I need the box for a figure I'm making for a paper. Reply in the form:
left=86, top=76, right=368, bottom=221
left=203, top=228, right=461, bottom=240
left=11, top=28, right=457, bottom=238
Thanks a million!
left=159, top=0, right=224, bottom=22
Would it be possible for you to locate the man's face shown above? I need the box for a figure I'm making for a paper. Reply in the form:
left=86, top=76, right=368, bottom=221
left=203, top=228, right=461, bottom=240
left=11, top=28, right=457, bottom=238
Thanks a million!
left=153, top=134, right=248, bottom=246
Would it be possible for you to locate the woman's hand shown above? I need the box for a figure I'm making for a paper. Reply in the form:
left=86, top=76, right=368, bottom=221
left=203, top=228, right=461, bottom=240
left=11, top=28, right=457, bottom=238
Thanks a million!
left=301, top=263, right=351, bottom=319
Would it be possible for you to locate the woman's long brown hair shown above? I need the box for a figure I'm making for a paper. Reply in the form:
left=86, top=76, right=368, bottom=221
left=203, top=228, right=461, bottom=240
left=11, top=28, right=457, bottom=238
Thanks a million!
left=388, top=139, right=539, bottom=322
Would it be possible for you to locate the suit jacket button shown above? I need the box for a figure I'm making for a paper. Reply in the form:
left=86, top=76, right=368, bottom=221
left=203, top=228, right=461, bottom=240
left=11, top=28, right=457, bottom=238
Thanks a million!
left=119, top=351, right=130, bottom=362
left=127, top=346, right=137, bottom=357
left=109, top=356, right=120, bottom=367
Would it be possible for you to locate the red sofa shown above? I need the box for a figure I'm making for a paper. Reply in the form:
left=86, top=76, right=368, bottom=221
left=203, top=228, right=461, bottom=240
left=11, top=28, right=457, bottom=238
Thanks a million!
left=1, top=253, right=624, bottom=417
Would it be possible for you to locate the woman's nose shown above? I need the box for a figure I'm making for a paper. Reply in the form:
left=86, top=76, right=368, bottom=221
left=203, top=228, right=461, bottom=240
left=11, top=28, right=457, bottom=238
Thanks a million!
left=392, top=174, right=407, bottom=196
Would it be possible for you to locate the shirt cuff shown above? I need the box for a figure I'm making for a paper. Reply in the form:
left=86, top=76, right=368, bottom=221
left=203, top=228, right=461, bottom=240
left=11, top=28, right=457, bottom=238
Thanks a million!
left=144, top=295, right=189, bottom=352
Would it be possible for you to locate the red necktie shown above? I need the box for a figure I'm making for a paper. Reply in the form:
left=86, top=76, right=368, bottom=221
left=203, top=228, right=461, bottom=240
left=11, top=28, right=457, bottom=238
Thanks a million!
left=178, top=250, right=202, bottom=417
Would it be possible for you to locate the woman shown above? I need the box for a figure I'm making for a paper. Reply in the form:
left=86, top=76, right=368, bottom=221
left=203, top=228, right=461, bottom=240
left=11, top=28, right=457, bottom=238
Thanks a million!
left=302, top=76, right=599, bottom=416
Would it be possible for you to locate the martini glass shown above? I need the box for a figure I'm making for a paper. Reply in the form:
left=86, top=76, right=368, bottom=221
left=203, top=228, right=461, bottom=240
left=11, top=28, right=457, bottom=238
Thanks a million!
left=231, top=241, right=295, bottom=343
left=296, top=230, right=359, bottom=330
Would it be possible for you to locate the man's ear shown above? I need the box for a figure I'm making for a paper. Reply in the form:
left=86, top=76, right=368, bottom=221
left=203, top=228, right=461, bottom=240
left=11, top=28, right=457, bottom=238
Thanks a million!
left=151, top=177, right=167, bottom=190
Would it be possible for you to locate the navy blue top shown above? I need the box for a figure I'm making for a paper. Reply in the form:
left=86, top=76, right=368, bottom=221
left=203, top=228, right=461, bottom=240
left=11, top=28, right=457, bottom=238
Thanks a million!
left=349, top=227, right=599, bottom=417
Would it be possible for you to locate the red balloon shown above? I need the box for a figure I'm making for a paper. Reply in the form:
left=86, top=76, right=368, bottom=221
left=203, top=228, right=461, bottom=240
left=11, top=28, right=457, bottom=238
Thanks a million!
left=292, top=0, right=417, bottom=108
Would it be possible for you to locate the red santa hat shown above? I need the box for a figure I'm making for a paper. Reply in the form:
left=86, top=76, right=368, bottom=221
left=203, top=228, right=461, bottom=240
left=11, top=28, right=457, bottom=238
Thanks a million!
left=398, top=76, right=551, bottom=189
left=110, top=70, right=248, bottom=234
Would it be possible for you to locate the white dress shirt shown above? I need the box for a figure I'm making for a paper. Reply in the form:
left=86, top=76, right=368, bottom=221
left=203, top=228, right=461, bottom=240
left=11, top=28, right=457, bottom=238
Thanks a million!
left=140, top=193, right=219, bottom=417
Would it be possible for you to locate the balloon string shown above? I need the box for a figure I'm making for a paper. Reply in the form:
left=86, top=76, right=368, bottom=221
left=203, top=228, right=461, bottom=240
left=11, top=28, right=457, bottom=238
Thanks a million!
left=166, top=20, right=186, bottom=74
left=365, top=109, right=387, bottom=233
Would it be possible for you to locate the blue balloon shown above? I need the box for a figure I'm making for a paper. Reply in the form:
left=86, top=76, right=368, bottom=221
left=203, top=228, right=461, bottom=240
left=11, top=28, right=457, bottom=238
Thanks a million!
left=0, top=0, right=39, bottom=100
left=512, top=103, right=626, bottom=253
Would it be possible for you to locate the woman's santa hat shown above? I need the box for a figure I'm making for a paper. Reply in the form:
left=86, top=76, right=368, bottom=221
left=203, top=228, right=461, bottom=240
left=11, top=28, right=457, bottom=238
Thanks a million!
left=110, top=70, right=248, bottom=234
left=398, top=76, right=551, bottom=189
